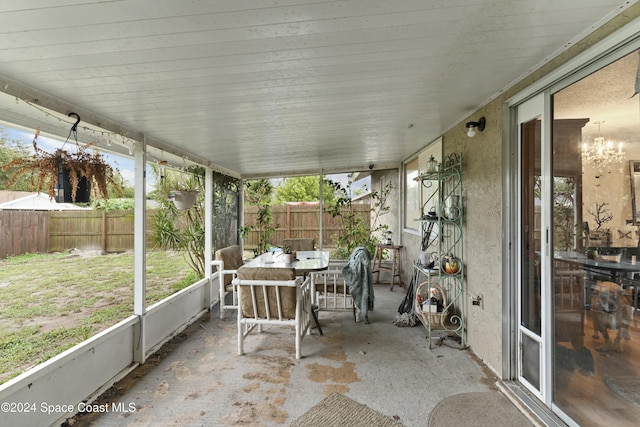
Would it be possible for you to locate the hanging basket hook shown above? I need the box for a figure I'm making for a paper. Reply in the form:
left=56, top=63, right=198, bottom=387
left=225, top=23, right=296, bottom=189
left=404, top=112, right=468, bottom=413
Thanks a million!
left=61, top=112, right=81, bottom=150
left=68, top=112, right=81, bottom=131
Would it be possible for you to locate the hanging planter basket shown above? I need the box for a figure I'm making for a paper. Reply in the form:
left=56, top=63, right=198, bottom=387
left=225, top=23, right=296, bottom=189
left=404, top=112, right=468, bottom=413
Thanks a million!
left=170, top=190, right=199, bottom=210
left=1, top=115, right=121, bottom=202
left=57, top=163, right=91, bottom=203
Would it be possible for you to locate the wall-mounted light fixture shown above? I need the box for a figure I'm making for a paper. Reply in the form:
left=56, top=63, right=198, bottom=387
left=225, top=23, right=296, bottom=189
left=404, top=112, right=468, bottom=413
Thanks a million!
left=465, top=117, right=486, bottom=137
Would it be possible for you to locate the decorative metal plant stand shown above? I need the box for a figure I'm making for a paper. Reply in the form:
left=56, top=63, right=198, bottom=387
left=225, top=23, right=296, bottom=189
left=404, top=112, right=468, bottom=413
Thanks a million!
left=414, top=152, right=465, bottom=348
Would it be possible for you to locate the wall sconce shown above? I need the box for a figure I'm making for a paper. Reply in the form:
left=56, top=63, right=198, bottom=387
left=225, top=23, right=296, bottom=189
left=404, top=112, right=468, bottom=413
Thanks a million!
left=465, top=117, right=486, bottom=137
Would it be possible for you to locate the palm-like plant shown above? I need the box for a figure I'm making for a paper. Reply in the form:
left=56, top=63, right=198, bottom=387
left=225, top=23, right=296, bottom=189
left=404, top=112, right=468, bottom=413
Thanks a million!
left=149, top=166, right=205, bottom=277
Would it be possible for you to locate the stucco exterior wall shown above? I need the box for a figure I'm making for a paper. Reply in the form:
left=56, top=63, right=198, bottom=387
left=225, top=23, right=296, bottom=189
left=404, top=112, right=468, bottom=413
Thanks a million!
left=368, top=169, right=401, bottom=285
left=371, top=169, right=400, bottom=244
left=401, top=3, right=640, bottom=377
left=443, top=104, right=504, bottom=373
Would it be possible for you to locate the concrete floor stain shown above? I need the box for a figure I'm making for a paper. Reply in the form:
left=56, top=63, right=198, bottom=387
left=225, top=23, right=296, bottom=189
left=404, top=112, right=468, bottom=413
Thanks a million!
left=225, top=400, right=288, bottom=425
left=174, top=365, right=192, bottom=381
left=124, top=413, right=155, bottom=427
left=229, top=349, right=295, bottom=425
left=306, top=361, right=359, bottom=384
left=322, top=351, right=348, bottom=362
left=319, top=330, right=345, bottom=345
left=154, top=380, right=169, bottom=398
left=243, top=382, right=261, bottom=393
left=324, top=384, right=351, bottom=395
left=185, top=391, right=200, bottom=400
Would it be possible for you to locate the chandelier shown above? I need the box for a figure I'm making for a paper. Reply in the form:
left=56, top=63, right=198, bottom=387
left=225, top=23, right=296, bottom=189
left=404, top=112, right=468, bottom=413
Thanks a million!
left=581, top=122, right=625, bottom=169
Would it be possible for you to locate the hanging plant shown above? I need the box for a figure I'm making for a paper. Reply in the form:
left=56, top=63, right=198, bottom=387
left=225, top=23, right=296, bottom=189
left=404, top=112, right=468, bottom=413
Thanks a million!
left=168, top=165, right=203, bottom=210
left=1, top=128, right=121, bottom=202
left=170, top=189, right=199, bottom=210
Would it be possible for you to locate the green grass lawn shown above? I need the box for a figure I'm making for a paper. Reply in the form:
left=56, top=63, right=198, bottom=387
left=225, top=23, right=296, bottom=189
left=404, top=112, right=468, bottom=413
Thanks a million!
left=0, top=250, right=195, bottom=384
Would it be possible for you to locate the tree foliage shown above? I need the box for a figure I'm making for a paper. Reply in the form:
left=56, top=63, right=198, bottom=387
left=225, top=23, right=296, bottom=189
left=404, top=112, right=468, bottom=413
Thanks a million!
left=92, top=198, right=135, bottom=211
left=241, top=179, right=276, bottom=255
left=274, top=175, right=336, bottom=204
left=212, top=173, right=241, bottom=250
left=108, top=169, right=134, bottom=199
left=244, top=179, right=274, bottom=206
left=553, top=177, right=581, bottom=250
left=0, top=128, right=34, bottom=191
left=326, top=177, right=393, bottom=259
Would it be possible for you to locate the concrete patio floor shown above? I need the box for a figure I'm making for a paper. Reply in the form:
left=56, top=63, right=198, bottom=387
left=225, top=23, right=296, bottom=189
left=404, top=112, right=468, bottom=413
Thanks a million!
left=67, top=284, right=538, bottom=427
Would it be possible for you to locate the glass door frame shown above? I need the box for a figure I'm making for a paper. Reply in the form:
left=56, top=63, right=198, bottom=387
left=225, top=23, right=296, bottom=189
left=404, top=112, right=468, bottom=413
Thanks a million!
left=503, top=23, right=640, bottom=424
left=516, top=93, right=553, bottom=403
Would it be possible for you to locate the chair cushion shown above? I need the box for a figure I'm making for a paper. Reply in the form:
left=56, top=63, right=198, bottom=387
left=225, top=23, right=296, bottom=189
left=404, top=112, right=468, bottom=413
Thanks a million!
left=215, top=245, right=243, bottom=286
left=237, top=267, right=297, bottom=319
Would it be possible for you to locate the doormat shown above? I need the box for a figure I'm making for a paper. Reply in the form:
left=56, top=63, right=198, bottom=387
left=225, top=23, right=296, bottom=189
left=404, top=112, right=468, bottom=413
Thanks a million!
left=604, top=376, right=640, bottom=408
left=429, top=391, right=534, bottom=427
left=289, top=393, right=403, bottom=427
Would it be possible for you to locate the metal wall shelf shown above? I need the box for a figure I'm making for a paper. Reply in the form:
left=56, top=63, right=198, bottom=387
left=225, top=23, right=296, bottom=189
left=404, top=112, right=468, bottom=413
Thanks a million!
left=414, top=152, right=465, bottom=348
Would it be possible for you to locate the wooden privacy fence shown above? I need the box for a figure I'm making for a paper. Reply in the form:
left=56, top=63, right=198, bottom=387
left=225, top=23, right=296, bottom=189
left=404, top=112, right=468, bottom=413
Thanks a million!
left=0, top=203, right=370, bottom=259
left=243, top=203, right=371, bottom=249
left=0, top=210, right=154, bottom=259
left=0, top=210, right=50, bottom=260
left=48, top=210, right=139, bottom=253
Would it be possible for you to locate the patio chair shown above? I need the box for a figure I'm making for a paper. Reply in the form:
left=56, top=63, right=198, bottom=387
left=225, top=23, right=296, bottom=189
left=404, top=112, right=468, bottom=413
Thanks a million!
left=211, top=245, right=244, bottom=319
left=233, top=266, right=313, bottom=359
left=282, top=238, right=315, bottom=251
left=310, top=269, right=356, bottom=322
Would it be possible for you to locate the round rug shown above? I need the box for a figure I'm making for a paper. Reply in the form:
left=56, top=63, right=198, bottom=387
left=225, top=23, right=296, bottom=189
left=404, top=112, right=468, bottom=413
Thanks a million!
left=429, top=391, right=534, bottom=427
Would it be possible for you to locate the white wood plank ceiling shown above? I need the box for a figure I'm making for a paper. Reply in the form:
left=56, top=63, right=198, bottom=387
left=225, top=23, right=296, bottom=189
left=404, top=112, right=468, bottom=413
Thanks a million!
left=0, top=0, right=634, bottom=177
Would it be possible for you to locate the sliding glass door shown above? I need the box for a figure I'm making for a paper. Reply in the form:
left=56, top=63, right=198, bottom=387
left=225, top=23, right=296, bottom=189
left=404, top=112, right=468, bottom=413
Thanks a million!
left=515, top=48, right=640, bottom=426
left=518, top=93, right=548, bottom=401
left=550, top=49, right=640, bottom=427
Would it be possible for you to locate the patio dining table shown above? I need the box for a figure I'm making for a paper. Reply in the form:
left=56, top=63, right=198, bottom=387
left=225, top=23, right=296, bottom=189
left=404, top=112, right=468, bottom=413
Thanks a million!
left=241, top=250, right=330, bottom=334
left=554, top=250, right=640, bottom=309
left=242, top=250, right=330, bottom=276
left=554, top=250, right=640, bottom=282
